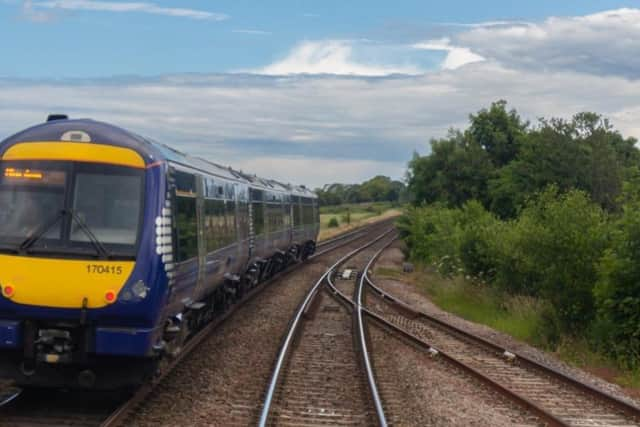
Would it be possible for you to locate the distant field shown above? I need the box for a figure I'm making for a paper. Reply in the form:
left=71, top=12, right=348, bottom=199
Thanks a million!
left=318, top=202, right=402, bottom=241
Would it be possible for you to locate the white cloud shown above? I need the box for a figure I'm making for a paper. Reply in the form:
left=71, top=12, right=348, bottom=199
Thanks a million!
left=3, top=60, right=640, bottom=187
left=32, top=0, right=228, bottom=20
left=453, top=8, right=640, bottom=78
left=412, top=38, right=485, bottom=70
left=255, top=40, right=422, bottom=76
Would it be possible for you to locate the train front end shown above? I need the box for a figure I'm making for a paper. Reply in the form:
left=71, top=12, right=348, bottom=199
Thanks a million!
left=0, top=119, right=168, bottom=389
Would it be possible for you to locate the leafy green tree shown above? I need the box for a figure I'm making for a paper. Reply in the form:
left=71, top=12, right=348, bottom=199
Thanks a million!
left=488, top=112, right=635, bottom=217
left=467, top=100, right=528, bottom=167
left=407, top=130, right=494, bottom=207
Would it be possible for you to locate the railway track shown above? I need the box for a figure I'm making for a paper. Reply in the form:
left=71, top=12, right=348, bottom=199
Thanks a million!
left=0, top=220, right=393, bottom=427
left=358, top=239, right=640, bottom=427
left=258, top=229, right=395, bottom=426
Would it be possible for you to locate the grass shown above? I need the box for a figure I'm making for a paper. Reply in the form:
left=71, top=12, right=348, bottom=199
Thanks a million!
left=414, top=268, right=543, bottom=342
left=318, top=202, right=402, bottom=241
left=377, top=263, right=640, bottom=395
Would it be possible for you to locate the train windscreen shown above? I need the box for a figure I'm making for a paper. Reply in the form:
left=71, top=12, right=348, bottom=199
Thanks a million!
left=0, top=161, right=143, bottom=258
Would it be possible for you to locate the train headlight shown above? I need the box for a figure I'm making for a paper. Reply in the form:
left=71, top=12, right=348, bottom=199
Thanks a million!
left=132, top=280, right=149, bottom=299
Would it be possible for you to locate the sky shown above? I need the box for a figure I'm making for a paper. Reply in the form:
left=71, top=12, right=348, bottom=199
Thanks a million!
left=1, top=1, right=640, bottom=187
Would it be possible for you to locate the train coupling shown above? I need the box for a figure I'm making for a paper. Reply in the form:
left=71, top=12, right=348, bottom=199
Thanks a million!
left=34, top=329, right=74, bottom=364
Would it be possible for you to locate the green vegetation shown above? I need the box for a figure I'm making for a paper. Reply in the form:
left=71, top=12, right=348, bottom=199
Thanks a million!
left=402, top=100, right=640, bottom=384
left=425, top=270, right=544, bottom=342
left=319, top=202, right=401, bottom=241
left=315, top=175, right=407, bottom=206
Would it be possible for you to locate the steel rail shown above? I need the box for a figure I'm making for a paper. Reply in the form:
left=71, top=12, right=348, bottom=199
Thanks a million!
left=353, top=238, right=394, bottom=427
left=365, top=272, right=640, bottom=422
left=100, top=222, right=390, bottom=427
left=0, top=386, right=21, bottom=407
left=257, top=227, right=394, bottom=427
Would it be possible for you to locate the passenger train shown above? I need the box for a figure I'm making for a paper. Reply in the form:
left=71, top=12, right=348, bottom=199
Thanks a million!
left=0, top=116, right=319, bottom=389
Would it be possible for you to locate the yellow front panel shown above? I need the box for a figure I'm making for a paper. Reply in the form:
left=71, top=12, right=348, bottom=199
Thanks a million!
left=3, top=142, right=145, bottom=169
left=0, top=255, right=135, bottom=308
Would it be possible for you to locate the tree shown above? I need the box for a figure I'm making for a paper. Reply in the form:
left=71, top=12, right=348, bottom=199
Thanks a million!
left=467, top=100, right=528, bottom=167
left=316, top=176, right=405, bottom=206
left=407, top=130, right=494, bottom=208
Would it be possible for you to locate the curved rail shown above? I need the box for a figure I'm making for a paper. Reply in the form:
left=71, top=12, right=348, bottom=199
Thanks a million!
left=353, top=239, right=393, bottom=427
left=258, top=228, right=394, bottom=427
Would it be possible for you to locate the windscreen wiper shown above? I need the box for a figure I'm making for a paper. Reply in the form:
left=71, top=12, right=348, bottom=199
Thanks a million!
left=18, top=209, right=67, bottom=253
left=19, top=209, right=113, bottom=259
left=67, top=209, right=112, bottom=260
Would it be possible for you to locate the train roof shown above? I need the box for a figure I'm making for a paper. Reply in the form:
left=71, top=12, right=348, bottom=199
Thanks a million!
left=0, top=118, right=316, bottom=198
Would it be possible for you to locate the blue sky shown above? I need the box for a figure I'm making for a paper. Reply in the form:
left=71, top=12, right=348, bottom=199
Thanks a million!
left=0, top=0, right=634, bottom=77
left=1, top=1, right=640, bottom=186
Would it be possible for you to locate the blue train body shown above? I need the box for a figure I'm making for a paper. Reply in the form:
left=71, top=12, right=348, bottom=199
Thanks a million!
left=0, top=117, right=319, bottom=388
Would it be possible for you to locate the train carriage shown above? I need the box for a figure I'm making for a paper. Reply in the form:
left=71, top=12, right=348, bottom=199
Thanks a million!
left=0, top=116, right=319, bottom=389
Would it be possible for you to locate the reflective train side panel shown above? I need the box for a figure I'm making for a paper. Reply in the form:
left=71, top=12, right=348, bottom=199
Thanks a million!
left=0, top=118, right=318, bottom=388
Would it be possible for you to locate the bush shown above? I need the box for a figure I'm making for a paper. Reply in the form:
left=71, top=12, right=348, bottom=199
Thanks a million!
left=457, top=200, right=501, bottom=280
left=595, top=201, right=640, bottom=368
left=491, top=186, right=609, bottom=334
left=400, top=204, right=463, bottom=275
left=327, top=217, right=339, bottom=228
left=402, top=186, right=610, bottom=338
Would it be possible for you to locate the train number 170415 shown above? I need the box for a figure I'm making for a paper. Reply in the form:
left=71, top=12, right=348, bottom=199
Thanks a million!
left=86, top=265, right=123, bottom=275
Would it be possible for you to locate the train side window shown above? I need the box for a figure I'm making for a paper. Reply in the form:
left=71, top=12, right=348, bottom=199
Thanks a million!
left=301, top=198, right=314, bottom=225
left=292, top=196, right=301, bottom=227
left=175, top=195, right=198, bottom=261
left=237, top=201, right=249, bottom=239
left=283, top=201, right=291, bottom=227
left=225, top=200, right=237, bottom=244
left=175, top=171, right=196, bottom=196
left=253, top=203, right=264, bottom=235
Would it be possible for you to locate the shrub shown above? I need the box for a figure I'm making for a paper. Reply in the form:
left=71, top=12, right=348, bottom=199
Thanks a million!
left=492, top=186, right=609, bottom=334
left=595, top=202, right=640, bottom=368
left=400, top=204, right=462, bottom=275
left=457, top=200, right=501, bottom=280
left=327, top=217, right=339, bottom=228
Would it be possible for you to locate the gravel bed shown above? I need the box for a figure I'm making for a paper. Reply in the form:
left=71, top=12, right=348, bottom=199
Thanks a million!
left=367, top=321, right=541, bottom=426
left=373, top=242, right=640, bottom=410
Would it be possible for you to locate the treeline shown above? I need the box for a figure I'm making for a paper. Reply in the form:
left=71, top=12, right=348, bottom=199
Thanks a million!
left=315, top=175, right=406, bottom=206
left=402, top=101, right=640, bottom=369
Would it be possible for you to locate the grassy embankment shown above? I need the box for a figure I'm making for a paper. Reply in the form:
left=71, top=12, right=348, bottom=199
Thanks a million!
left=376, top=263, right=640, bottom=395
left=318, top=202, right=402, bottom=241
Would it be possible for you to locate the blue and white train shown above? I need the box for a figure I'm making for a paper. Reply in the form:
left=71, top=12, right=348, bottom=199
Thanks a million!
left=0, top=115, right=319, bottom=388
